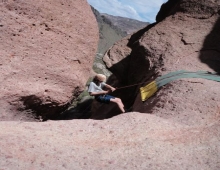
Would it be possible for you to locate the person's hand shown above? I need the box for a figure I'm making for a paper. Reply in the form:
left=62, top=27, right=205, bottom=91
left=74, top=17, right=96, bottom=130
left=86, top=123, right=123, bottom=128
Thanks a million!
left=104, top=90, right=109, bottom=94
left=111, top=87, right=116, bottom=92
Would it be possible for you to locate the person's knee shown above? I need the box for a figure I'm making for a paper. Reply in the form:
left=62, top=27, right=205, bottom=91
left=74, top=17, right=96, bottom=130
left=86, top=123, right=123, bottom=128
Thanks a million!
left=115, top=98, right=123, bottom=104
left=114, top=98, right=119, bottom=102
left=111, top=98, right=123, bottom=105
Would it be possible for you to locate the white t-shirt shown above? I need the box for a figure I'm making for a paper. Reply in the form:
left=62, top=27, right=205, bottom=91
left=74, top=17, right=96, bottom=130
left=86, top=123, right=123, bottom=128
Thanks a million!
left=88, top=82, right=106, bottom=93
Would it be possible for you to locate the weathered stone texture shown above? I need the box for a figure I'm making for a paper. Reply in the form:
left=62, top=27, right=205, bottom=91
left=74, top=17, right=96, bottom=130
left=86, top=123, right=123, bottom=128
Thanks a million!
left=103, top=0, right=220, bottom=118
left=0, top=0, right=99, bottom=120
left=0, top=0, right=220, bottom=169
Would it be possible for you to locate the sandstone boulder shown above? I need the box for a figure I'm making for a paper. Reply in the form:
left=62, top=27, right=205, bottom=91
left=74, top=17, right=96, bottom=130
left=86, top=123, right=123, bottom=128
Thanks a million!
left=102, top=0, right=220, bottom=120
left=0, top=0, right=99, bottom=121
left=0, top=113, right=220, bottom=169
left=0, top=0, right=220, bottom=169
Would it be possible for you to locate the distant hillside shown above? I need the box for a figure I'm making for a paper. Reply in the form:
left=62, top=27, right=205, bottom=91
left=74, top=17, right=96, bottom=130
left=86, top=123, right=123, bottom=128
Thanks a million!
left=91, top=6, right=149, bottom=76
left=91, top=6, right=149, bottom=54
left=91, top=6, right=125, bottom=55
left=101, top=13, right=149, bottom=35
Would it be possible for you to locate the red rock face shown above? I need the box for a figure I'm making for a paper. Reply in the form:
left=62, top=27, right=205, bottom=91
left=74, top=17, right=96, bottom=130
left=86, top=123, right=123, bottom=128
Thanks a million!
left=0, top=1, right=220, bottom=169
left=0, top=0, right=99, bottom=120
left=102, top=0, right=220, bottom=119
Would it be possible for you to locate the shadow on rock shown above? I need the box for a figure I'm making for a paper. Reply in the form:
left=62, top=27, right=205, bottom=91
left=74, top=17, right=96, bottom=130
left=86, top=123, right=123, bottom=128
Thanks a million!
left=199, top=17, right=220, bottom=73
left=58, top=97, right=93, bottom=120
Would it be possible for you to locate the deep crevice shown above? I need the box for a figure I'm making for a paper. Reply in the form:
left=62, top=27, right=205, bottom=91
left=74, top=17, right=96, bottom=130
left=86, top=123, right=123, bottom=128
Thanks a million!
left=19, top=95, right=69, bottom=121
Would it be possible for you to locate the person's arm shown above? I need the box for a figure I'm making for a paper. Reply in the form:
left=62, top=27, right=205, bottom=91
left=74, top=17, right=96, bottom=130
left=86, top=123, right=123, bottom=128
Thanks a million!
left=104, top=84, right=116, bottom=92
left=89, top=90, right=109, bottom=96
left=88, top=82, right=110, bottom=96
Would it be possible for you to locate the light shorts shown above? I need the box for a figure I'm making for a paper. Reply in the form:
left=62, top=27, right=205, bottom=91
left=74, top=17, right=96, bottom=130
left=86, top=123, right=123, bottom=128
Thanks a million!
left=95, top=95, right=115, bottom=104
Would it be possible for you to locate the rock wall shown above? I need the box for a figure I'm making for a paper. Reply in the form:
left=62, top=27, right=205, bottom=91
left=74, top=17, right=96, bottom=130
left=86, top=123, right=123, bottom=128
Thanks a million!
left=91, top=6, right=149, bottom=77
left=1, top=113, right=220, bottom=169
left=0, top=0, right=99, bottom=121
left=0, top=1, right=220, bottom=169
left=102, top=0, right=220, bottom=118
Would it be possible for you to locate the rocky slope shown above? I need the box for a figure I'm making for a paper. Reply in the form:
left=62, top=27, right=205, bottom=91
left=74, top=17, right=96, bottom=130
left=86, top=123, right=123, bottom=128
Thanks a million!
left=101, top=0, right=220, bottom=166
left=61, top=7, right=150, bottom=119
left=1, top=0, right=220, bottom=169
left=103, top=0, right=220, bottom=118
left=1, top=113, right=219, bottom=169
left=91, top=6, right=149, bottom=76
left=101, top=13, right=149, bottom=35
left=95, top=7, right=149, bottom=55
left=43, top=7, right=149, bottom=120
left=0, top=0, right=99, bottom=121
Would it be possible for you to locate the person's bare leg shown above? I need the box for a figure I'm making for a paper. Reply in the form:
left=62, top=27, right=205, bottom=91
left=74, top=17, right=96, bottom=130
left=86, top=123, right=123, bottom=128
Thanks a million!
left=110, top=98, right=125, bottom=113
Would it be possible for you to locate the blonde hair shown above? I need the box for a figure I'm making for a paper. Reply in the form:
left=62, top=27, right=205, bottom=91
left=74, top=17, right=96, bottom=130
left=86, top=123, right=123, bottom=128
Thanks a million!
left=94, top=74, right=106, bottom=82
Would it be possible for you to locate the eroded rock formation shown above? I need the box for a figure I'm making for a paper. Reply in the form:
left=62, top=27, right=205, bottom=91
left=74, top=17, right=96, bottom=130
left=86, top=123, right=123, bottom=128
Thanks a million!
left=0, top=0, right=220, bottom=169
left=1, top=113, right=219, bottom=169
left=102, top=0, right=220, bottom=119
left=0, top=0, right=99, bottom=121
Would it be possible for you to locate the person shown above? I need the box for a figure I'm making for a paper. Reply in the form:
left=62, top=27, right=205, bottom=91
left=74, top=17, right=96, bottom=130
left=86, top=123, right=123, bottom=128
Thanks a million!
left=88, top=74, right=125, bottom=113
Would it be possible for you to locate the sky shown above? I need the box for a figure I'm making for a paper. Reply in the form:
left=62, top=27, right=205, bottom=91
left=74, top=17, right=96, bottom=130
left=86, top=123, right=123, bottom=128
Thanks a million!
left=87, top=0, right=168, bottom=23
